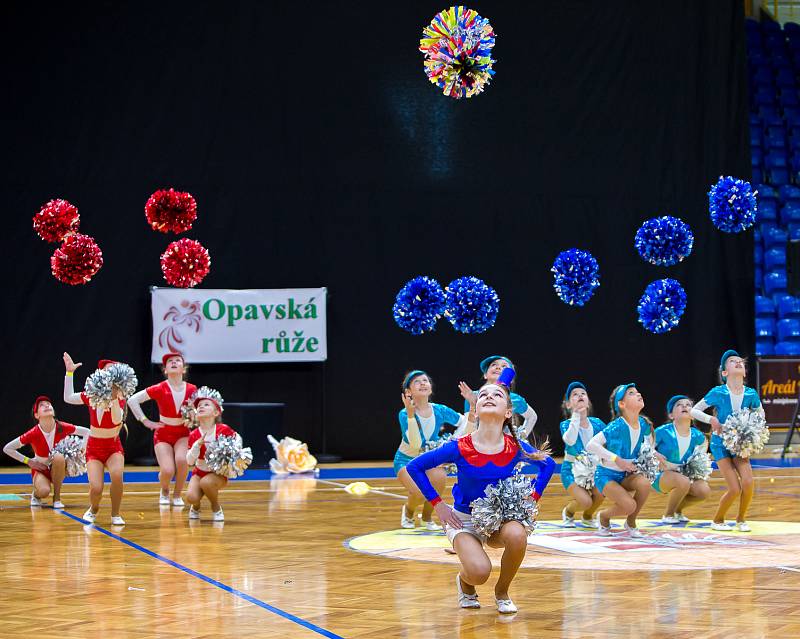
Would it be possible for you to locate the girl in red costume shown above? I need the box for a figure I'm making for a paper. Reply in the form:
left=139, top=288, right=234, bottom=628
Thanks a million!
left=3, top=396, right=89, bottom=508
left=185, top=388, right=241, bottom=522
left=128, top=352, right=197, bottom=507
left=63, top=352, right=127, bottom=525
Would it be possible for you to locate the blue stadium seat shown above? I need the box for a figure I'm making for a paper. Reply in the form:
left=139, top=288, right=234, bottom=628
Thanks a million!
left=756, top=266, right=764, bottom=293
left=766, top=128, right=787, bottom=149
left=767, top=166, right=790, bottom=184
left=765, top=247, right=787, bottom=270
left=756, top=295, right=775, bottom=317
left=758, top=183, right=779, bottom=199
left=765, top=270, right=788, bottom=297
left=752, top=147, right=764, bottom=166
left=760, top=105, right=781, bottom=119
left=755, top=87, right=777, bottom=106
left=775, top=341, right=800, bottom=355
left=764, top=226, right=788, bottom=248
left=757, top=317, right=777, bottom=338
left=781, top=200, right=800, bottom=224
left=778, top=295, right=800, bottom=319
left=778, top=318, right=800, bottom=341
left=779, top=184, right=800, bottom=200
left=786, top=22, right=800, bottom=37
left=790, top=225, right=800, bottom=241
left=752, top=166, right=764, bottom=183
left=759, top=199, right=779, bottom=223
left=766, top=149, right=788, bottom=166
left=784, top=105, right=800, bottom=122
left=756, top=338, right=775, bottom=355
left=751, top=127, right=763, bottom=147
left=761, top=19, right=781, bottom=33
left=781, top=90, right=800, bottom=106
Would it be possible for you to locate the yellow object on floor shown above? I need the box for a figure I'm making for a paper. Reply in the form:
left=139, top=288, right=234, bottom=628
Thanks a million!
left=344, top=481, right=372, bottom=495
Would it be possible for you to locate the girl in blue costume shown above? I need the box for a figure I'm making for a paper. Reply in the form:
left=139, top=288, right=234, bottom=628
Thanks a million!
left=652, top=395, right=710, bottom=523
left=394, top=370, right=475, bottom=531
left=455, top=356, right=537, bottom=438
left=560, top=381, right=606, bottom=527
left=586, top=384, right=653, bottom=537
left=690, top=350, right=764, bottom=532
left=406, top=369, right=555, bottom=614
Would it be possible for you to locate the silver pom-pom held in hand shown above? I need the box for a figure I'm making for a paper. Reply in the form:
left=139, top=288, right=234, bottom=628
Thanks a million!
left=469, top=474, right=539, bottom=538
left=180, top=402, right=197, bottom=428
left=571, top=453, right=598, bottom=489
left=678, top=448, right=713, bottom=481
left=205, top=435, right=253, bottom=479
left=722, top=409, right=769, bottom=458
left=48, top=435, right=87, bottom=477
left=105, top=363, right=138, bottom=399
left=631, top=440, right=660, bottom=482
left=421, top=434, right=456, bottom=474
left=83, top=370, right=115, bottom=409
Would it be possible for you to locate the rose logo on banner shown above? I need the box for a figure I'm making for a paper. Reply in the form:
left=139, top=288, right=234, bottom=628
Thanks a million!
left=150, top=287, right=327, bottom=364
left=158, top=300, right=203, bottom=352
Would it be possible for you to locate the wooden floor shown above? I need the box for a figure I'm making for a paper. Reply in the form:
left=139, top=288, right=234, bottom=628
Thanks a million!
left=0, top=464, right=799, bottom=638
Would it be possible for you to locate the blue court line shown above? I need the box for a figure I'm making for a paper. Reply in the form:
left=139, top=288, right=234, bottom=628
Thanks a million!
left=0, top=458, right=797, bottom=485
left=57, top=510, right=344, bottom=639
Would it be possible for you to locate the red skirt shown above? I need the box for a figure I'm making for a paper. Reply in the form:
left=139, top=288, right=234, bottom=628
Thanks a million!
left=86, top=436, right=124, bottom=464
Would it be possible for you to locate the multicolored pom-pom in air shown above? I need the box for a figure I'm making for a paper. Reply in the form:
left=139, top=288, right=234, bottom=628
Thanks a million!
left=637, top=278, right=687, bottom=334
left=33, top=199, right=80, bottom=243
left=160, top=238, right=211, bottom=288
left=708, top=176, right=757, bottom=233
left=145, top=188, right=198, bottom=234
left=392, top=276, right=446, bottom=335
left=551, top=248, right=600, bottom=306
left=419, top=6, right=496, bottom=99
left=634, top=216, right=694, bottom=266
left=50, top=233, right=103, bottom=285
left=444, top=276, right=500, bottom=333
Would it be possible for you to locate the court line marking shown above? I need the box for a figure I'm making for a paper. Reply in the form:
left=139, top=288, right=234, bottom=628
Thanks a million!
left=777, top=565, right=800, bottom=573
left=57, top=510, right=345, bottom=639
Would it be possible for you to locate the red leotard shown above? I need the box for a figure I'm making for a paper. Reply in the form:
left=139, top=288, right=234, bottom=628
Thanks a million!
left=81, top=392, right=126, bottom=464
left=188, top=423, right=237, bottom=478
left=146, top=380, right=197, bottom=446
left=19, top=422, right=77, bottom=480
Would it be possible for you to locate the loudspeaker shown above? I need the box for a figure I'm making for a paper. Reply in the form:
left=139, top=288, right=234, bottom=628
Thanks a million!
left=223, top=402, right=285, bottom=469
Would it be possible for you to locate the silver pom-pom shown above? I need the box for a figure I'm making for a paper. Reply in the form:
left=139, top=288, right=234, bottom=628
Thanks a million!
left=204, top=435, right=253, bottom=478
left=678, top=448, right=713, bottom=481
left=469, top=474, right=539, bottom=538
left=631, top=440, right=660, bottom=482
left=83, top=370, right=115, bottom=409
left=190, top=386, right=224, bottom=411
left=571, top=453, right=598, bottom=489
left=48, top=435, right=86, bottom=477
left=180, top=402, right=197, bottom=428
left=105, top=363, right=138, bottom=398
left=722, top=409, right=770, bottom=458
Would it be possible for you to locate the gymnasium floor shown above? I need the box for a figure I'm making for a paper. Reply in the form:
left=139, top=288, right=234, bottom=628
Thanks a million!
left=1, top=460, right=799, bottom=638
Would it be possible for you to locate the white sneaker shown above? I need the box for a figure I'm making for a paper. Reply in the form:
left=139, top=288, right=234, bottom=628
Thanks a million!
left=495, top=598, right=518, bottom=614
left=212, top=509, right=225, bottom=522
left=189, top=506, right=200, bottom=520
left=52, top=501, right=65, bottom=509
left=562, top=507, right=575, bottom=527
left=172, top=496, right=185, bottom=507
left=111, top=515, right=125, bottom=526
left=456, top=574, right=480, bottom=609
left=676, top=512, right=690, bottom=522
left=711, top=521, right=733, bottom=531
left=424, top=520, right=443, bottom=531
left=661, top=515, right=681, bottom=524
left=735, top=521, right=752, bottom=532
left=83, top=508, right=96, bottom=523
left=580, top=517, right=598, bottom=529
left=30, top=496, right=43, bottom=507
left=597, top=522, right=613, bottom=537
left=159, top=492, right=170, bottom=506
left=400, top=506, right=416, bottom=529
left=624, top=523, right=645, bottom=538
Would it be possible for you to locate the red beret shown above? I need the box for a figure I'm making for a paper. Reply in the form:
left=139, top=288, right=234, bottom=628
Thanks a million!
left=97, top=359, right=118, bottom=369
left=162, top=352, right=184, bottom=367
left=32, top=395, right=52, bottom=415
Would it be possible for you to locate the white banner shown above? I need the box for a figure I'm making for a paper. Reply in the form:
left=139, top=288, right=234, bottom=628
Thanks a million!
left=150, top=287, right=327, bottom=363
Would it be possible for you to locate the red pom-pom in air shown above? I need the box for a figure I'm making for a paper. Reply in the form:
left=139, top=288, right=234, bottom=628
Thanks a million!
left=160, top=238, right=211, bottom=288
left=145, top=188, right=197, bottom=233
left=33, top=199, right=80, bottom=242
left=50, top=233, right=103, bottom=285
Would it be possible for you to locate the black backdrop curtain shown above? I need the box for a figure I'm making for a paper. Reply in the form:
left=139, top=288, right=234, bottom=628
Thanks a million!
left=1, top=1, right=750, bottom=460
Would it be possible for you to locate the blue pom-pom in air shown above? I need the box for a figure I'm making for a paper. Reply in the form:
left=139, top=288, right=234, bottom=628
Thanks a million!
left=392, top=276, right=446, bottom=335
left=551, top=248, right=600, bottom=306
left=637, top=278, right=687, bottom=334
left=444, top=276, right=500, bottom=334
left=634, top=216, right=694, bottom=266
left=708, top=176, right=758, bottom=233
left=497, top=367, right=516, bottom=387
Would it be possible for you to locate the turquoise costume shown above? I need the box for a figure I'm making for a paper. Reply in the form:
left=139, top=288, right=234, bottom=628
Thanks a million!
left=593, top=416, right=650, bottom=492
left=651, top=423, right=707, bottom=492
left=559, top=416, right=606, bottom=489
left=393, top=403, right=462, bottom=473
left=702, top=384, right=761, bottom=461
